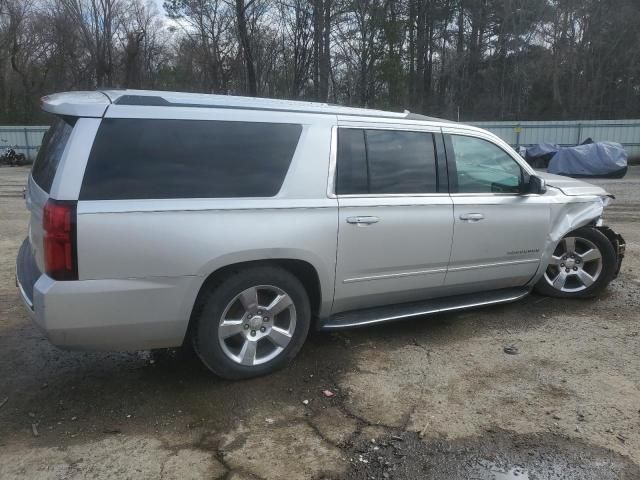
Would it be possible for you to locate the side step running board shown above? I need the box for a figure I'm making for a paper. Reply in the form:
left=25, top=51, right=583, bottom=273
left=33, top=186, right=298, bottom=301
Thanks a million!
left=320, top=287, right=529, bottom=330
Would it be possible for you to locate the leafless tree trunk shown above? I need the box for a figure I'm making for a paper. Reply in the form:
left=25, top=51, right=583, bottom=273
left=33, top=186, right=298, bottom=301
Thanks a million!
left=234, top=0, right=257, bottom=95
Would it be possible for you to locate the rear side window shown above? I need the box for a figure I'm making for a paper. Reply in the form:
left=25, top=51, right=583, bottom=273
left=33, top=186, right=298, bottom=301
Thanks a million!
left=80, top=119, right=302, bottom=200
left=337, top=129, right=368, bottom=195
left=336, top=128, right=438, bottom=195
left=32, top=117, right=74, bottom=193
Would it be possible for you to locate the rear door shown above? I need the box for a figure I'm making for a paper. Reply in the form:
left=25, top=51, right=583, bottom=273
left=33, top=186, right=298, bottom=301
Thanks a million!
left=443, top=131, right=550, bottom=292
left=332, top=125, right=454, bottom=313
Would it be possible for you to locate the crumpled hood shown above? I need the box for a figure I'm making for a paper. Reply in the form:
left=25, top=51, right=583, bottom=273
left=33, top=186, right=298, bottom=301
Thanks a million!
left=536, top=171, right=610, bottom=197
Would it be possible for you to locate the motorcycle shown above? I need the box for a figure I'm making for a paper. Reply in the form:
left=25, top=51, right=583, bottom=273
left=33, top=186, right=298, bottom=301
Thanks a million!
left=0, top=146, right=27, bottom=166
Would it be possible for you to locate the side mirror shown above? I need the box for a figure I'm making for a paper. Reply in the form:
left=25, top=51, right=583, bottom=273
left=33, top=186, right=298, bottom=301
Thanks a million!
left=526, top=175, right=546, bottom=194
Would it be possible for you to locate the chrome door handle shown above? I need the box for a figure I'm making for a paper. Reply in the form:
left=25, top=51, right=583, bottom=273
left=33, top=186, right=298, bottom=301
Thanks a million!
left=459, top=213, right=485, bottom=222
left=346, top=216, right=380, bottom=225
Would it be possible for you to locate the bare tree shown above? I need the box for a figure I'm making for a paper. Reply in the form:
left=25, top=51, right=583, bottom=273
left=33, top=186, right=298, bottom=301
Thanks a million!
left=165, top=0, right=236, bottom=92
left=0, top=0, right=639, bottom=123
left=277, top=0, right=313, bottom=97
left=233, top=0, right=258, bottom=94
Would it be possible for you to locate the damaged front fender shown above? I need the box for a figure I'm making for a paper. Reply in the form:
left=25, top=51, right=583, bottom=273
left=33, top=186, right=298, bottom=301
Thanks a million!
left=528, top=190, right=610, bottom=287
left=548, top=197, right=605, bottom=245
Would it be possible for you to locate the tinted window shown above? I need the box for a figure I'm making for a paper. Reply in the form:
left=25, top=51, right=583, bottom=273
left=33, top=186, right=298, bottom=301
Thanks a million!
left=450, top=135, right=523, bottom=193
left=336, top=128, right=437, bottom=195
left=80, top=119, right=302, bottom=200
left=32, top=118, right=74, bottom=193
left=366, top=130, right=437, bottom=194
left=336, top=129, right=368, bottom=194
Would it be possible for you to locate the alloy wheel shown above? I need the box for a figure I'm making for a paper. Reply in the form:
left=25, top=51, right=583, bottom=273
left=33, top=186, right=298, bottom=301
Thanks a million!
left=217, top=285, right=297, bottom=366
left=544, top=236, right=603, bottom=293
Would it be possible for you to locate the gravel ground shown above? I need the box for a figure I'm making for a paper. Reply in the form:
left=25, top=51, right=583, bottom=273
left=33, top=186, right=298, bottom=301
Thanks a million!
left=0, top=166, right=639, bottom=479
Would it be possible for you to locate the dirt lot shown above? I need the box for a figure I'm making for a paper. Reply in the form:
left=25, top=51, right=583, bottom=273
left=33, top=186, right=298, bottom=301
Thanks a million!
left=0, top=166, right=639, bottom=479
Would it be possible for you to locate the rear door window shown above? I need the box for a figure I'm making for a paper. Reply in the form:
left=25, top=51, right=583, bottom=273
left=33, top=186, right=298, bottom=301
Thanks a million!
left=366, top=130, right=437, bottom=194
left=336, top=128, right=438, bottom=195
left=80, top=119, right=302, bottom=200
left=31, top=117, right=74, bottom=193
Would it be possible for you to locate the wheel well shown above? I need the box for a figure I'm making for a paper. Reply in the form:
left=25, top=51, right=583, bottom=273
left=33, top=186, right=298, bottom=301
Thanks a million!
left=187, top=259, right=322, bottom=340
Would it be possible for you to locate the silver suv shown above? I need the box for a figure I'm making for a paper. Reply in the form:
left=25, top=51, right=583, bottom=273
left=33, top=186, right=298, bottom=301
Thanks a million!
left=16, top=90, right=625, bottom=379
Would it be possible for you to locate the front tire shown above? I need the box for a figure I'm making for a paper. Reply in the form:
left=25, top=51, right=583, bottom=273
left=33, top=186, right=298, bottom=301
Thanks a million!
left=535, top=226, right=617, bottom=298
left=191, top=266, right=311, bottom=379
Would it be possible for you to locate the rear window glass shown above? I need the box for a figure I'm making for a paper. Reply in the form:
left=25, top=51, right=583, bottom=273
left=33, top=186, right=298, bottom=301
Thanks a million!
left=31, top=118, right=74, bottom=193
left=80, top=119, right=302, bottom=200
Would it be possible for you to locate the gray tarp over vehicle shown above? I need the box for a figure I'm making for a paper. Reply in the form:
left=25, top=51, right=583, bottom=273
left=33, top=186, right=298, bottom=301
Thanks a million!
left=526, top=141, right=628, bottom=178
left=548, top=142, right=627, bottom=178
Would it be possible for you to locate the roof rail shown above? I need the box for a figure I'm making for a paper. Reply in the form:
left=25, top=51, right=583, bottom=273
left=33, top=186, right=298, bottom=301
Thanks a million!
left=106, top=90, right=409, bottom=118
left=40, top=89, right=453, bottom=123
left=113, top=94, right=453, bottom=121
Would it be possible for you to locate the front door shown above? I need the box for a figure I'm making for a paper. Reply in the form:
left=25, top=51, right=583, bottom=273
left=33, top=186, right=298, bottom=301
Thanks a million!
left=443, top=132, right=551, bottom=293
left=332, top=126, right=454, bottom=313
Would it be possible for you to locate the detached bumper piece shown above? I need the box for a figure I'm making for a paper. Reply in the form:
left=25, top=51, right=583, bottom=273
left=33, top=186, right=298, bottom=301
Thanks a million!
left=597, top=226, right=625, bottom=277
left=16, top=238, right=41, bottom=308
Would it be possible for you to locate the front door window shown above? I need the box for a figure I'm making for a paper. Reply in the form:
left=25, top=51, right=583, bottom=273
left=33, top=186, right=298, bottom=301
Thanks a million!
left=449, top=135, right=524, bottom=194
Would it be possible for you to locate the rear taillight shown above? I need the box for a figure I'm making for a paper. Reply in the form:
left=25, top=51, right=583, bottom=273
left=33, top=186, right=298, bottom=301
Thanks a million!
left=43, top=200, right=78, bottom=281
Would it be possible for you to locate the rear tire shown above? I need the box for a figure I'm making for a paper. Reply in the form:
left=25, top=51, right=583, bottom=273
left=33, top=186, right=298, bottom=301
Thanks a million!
left=535, top=226, right=617, bottom=299
left=191, top=266, right=310, bottom=379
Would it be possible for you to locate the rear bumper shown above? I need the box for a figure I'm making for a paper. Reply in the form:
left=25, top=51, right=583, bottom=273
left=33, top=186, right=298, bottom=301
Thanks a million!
left=16, top=239, right=195, bottom=351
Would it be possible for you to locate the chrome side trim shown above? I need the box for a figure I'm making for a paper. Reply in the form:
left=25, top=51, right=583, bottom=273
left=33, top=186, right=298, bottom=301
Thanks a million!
left=337, top=123, right=442, bottom=133
left=435, top=291, right=528, bottom=314
left=336, top=192, right=542, bottom=199
left=344, top=267, right=448, bottom=284
left=447, top=258, right=540, bottom=272
left=449, top=193, right=539, bottom=198
left=78, top=198, right=337, bottom=214
left=323, top=290, right=529, bottom=329
left=338, top=193, right=450, bottom=198
left=79, top=205, right=335, bottom=215
left=342, top=259, right=539, bottom=284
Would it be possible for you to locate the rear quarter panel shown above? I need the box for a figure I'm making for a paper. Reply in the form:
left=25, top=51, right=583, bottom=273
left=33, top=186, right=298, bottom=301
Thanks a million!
left=76, top=201, right=338, bottom=307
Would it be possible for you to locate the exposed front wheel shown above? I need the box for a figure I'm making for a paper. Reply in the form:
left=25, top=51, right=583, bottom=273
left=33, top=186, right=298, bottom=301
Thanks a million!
left=535, top=227, right=617, bottom=298
left=192, top=266, right=310, bottom=379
